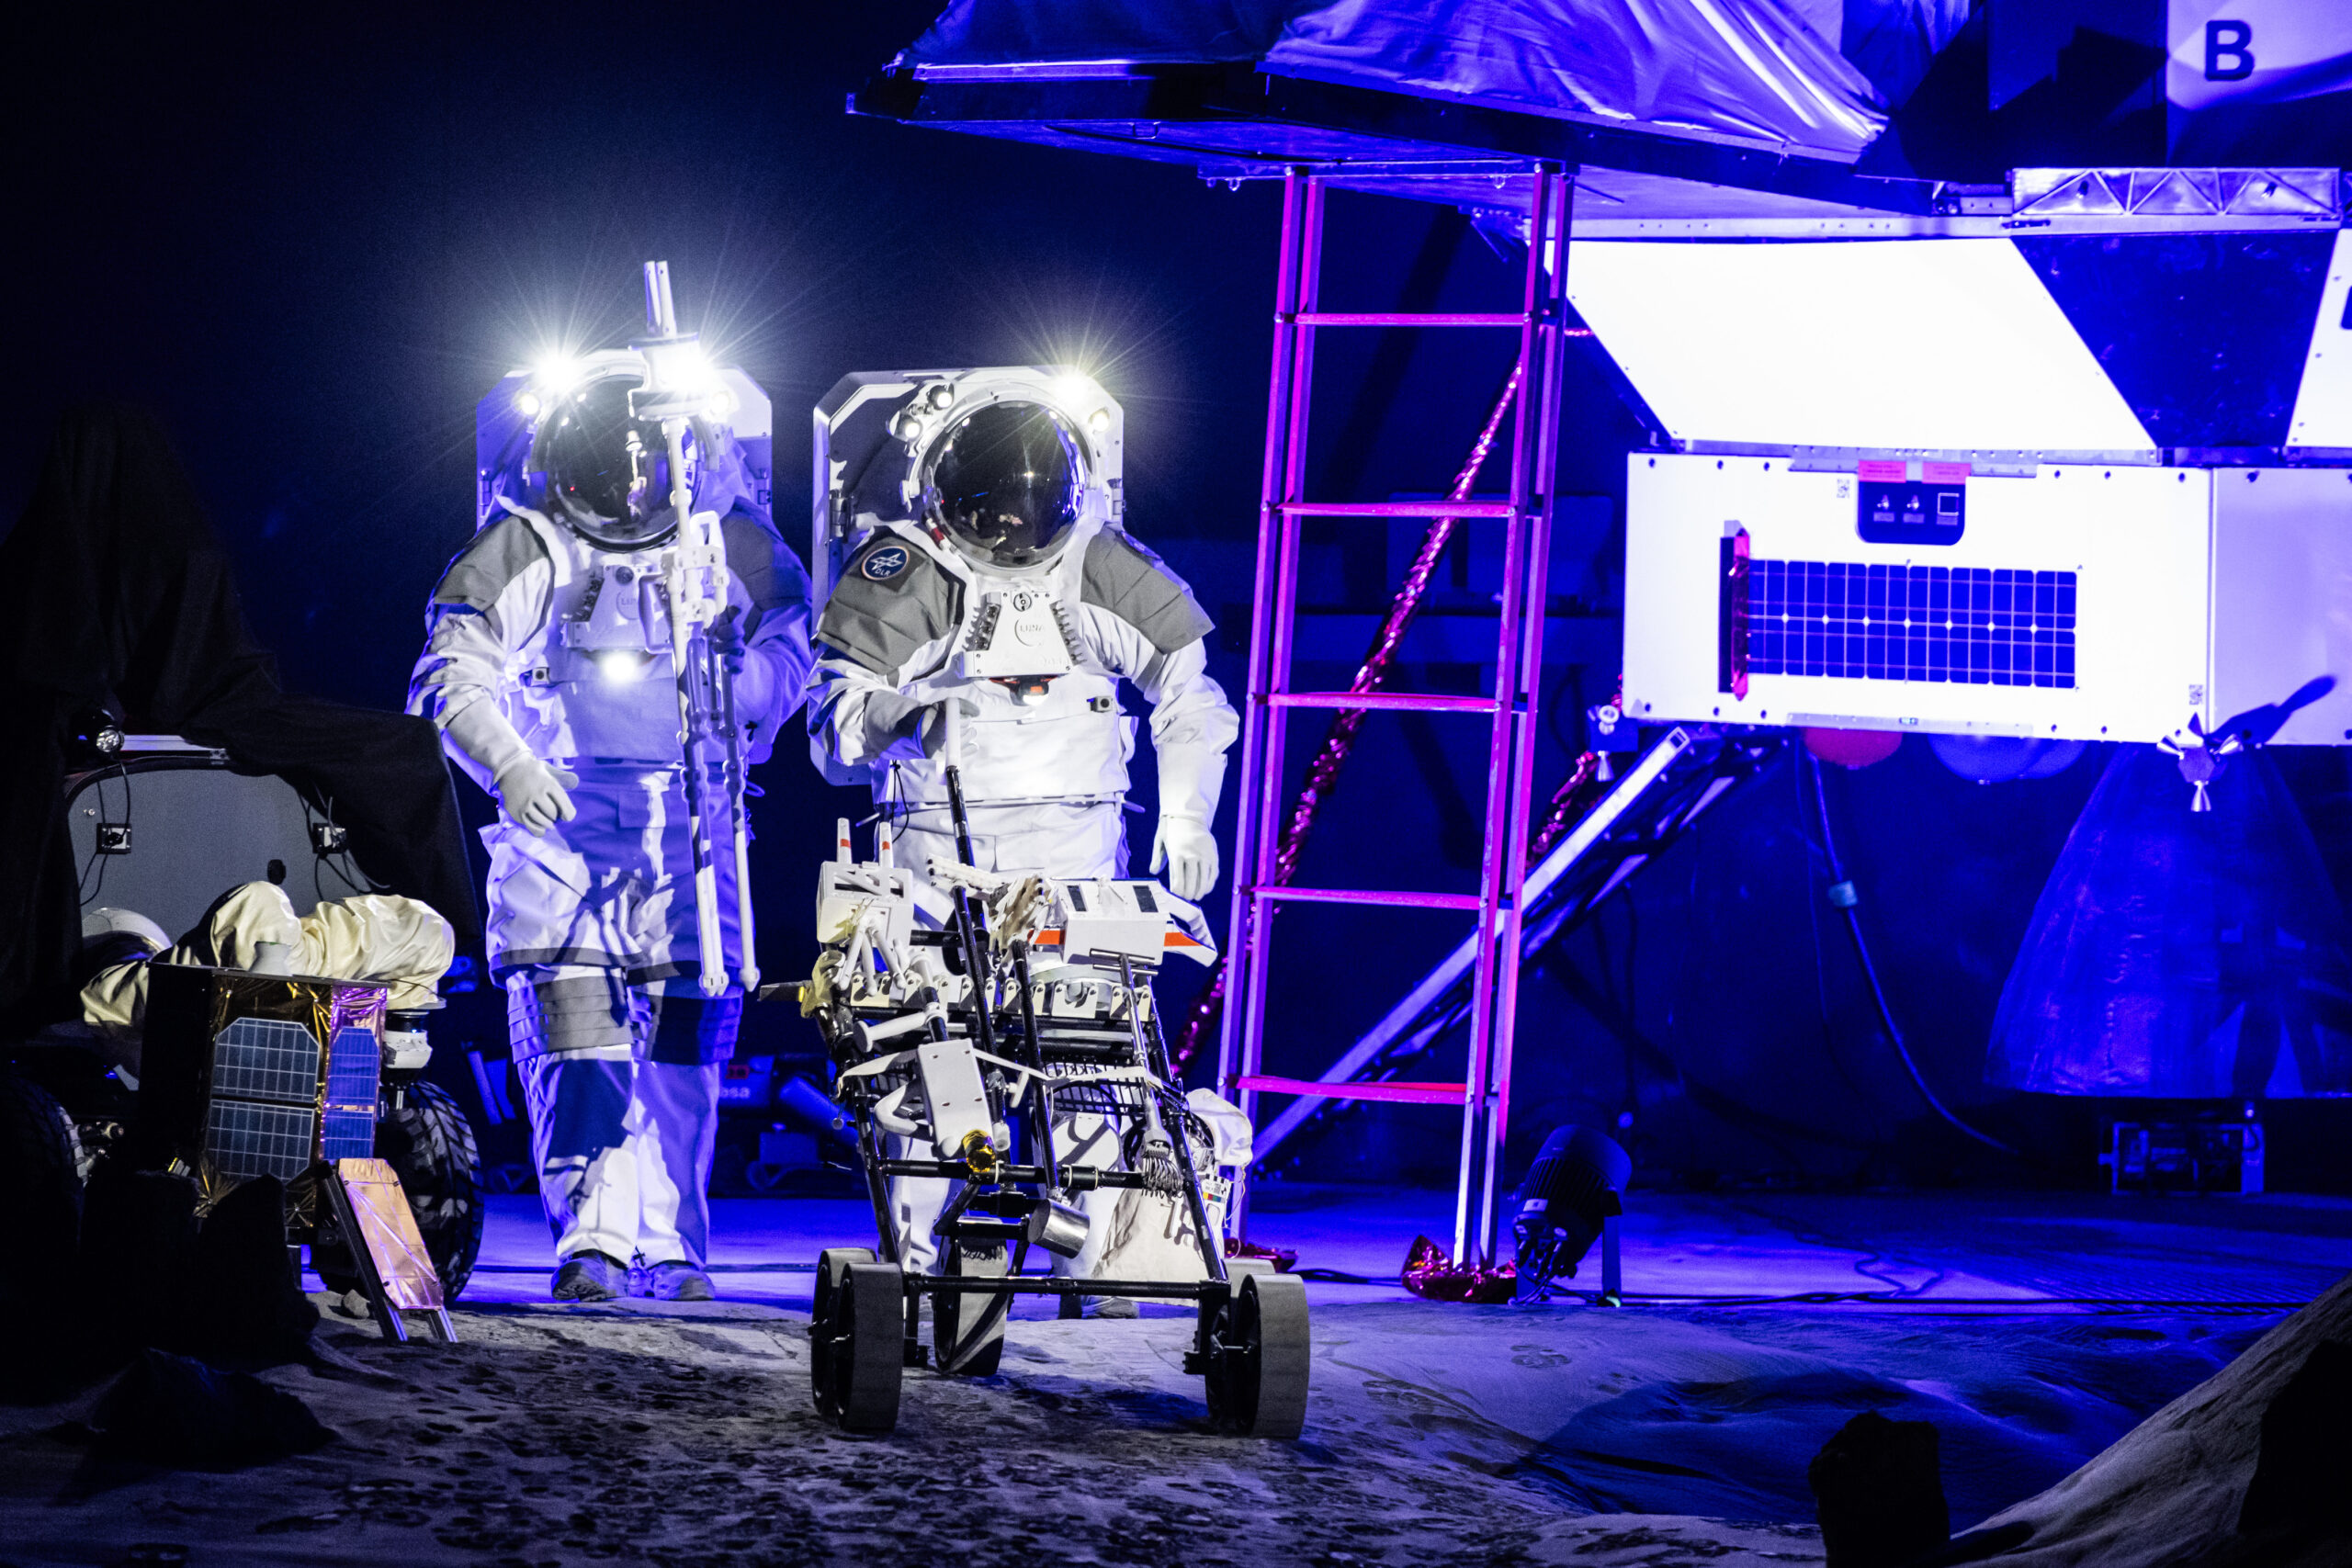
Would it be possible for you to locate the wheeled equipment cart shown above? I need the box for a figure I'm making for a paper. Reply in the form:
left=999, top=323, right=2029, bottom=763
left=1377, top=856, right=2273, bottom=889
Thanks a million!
left=795, top=788, right=1309, bottom=1438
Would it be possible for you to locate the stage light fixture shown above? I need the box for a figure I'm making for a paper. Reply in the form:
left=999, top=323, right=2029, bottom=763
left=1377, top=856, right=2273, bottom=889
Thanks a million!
left=1510, top=1123, right=1631, bottom=1300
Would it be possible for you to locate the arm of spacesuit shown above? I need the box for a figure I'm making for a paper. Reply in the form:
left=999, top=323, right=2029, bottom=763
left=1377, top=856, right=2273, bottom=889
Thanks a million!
left=718, top=512, right=817, bottom=765
left=807, top=646, right=940, bottom=771
left=1130, top=636, right=1238, bottom=899
left=807, top=531, right=972, bottom=779
left=406, top=527, right=576, bottom=834
left=1072, top=528, right=1238, bottom=899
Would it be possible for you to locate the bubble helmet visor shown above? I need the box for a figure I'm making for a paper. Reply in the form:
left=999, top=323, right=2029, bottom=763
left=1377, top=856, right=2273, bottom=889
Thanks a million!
left=534, top=370, right=702, bottom=551
left=922, top=400, right=1086, bottom=570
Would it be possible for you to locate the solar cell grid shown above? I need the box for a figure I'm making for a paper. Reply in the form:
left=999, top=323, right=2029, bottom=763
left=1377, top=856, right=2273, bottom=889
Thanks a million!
left=205, top=1100, right=317, bottom=1180
left=322, top=1110, right=377, bottom=1162
left=325, top=1025, right=379, bottom=1107
left=209, top=1018, right=321, bottom=1106
left=1746, top=558, right=2075, bottom=689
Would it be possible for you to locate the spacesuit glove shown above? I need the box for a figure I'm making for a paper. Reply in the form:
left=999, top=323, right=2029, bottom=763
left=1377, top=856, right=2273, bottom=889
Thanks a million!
left=1151, top=815, right=1219, bottom=901
left=709, top=604, right=748, bottom=676
left=919, top=698, right=982, bottom=761
left=493, top=756, right=579, bottom=837
left=714, top=607, right=782, bottom=728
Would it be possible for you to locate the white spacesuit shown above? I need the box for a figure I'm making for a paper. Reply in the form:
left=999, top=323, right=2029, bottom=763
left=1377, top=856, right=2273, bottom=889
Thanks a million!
left=808, top=398, right=1236, bottom=1304
left=409, top=366, right=812, bottom=1303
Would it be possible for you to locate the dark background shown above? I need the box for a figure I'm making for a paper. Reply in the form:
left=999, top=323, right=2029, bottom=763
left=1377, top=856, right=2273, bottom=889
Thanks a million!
left=10, top=4, right=2350, bottom=1195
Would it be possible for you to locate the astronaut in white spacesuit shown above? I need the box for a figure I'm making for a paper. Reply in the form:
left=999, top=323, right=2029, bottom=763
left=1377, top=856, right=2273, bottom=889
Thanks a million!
left=808, top=397, right=1236, bottom=1312
left=409, top=366, right=812, bottom=1303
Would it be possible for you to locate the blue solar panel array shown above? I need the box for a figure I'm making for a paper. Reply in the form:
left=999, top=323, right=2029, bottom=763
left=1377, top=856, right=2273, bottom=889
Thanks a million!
left=322, top=1025, right=380, bottom=1162
left=206, top=1017, right=321, bottom=1180
left=1745, top=559, right=2078, bottom=688
left=206, top=1100, right=317, bottom=1179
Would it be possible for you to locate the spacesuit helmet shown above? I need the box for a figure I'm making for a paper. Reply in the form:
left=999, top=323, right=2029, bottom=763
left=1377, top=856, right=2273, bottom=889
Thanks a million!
left=533, top=371, right=700, bottom=550
left=922, top=400, right=1084, bottom=570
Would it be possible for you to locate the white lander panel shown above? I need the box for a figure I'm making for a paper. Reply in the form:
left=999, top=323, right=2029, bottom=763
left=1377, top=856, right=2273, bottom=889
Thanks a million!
left=1623, top=454, right=2213, bottom=744
left=2209, top=467, right=2352, bottom=745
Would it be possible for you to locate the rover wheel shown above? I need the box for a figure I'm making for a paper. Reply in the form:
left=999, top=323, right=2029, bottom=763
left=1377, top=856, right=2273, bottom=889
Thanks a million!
left=0, top=1072, right=82, bottom=1284
left=933, top=1242, right=1008, bottom=1377
left=812, top=1246, right=875, bottom=1343
left=1204, top=1271, right=1310, bottom=1438
left=814, top=1260, right=903, bottom=1434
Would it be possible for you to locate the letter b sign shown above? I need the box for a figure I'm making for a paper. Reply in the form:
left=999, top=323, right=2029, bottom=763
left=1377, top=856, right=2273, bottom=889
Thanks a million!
left=2205, top=19, right=2255, bottom=82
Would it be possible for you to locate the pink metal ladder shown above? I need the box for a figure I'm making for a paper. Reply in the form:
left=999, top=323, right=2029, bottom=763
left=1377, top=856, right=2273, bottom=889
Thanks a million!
left=1216, top=167, right=1577, bottom=1266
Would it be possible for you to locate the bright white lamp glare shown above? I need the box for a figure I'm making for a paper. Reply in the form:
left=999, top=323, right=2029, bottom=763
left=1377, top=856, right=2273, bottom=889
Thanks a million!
left=534, top=355, right=584, bottom=397
left=515, top=389, right=544, bottom=418
left=594, top=650, right=652, bottom=683
left=645, top=339, right=714, bottom=393
left=1051, top=372, right=1092, bottom=408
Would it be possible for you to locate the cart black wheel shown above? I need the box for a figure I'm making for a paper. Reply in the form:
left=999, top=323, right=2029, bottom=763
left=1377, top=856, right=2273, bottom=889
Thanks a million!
left=934, top=1242, right=1009, bottom=1377
left=813, top=1261, right=903, bottom=1433
left=812, top=1246, right=876, bottom=1341
left=0, top=1072, right=82, bottom=1292
left=1204, top=1271, right=1311, bottom=1438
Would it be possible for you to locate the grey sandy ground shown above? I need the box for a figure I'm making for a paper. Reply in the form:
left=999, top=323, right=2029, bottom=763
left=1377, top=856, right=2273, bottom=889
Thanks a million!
left=0, top=1290, right=2282, bottom=1568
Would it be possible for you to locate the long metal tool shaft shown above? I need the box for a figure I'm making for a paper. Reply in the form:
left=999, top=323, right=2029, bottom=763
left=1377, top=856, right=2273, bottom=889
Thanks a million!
left=643, top=259, right=736, bottom=1000
left=664, top=419, right=729, bottom=1001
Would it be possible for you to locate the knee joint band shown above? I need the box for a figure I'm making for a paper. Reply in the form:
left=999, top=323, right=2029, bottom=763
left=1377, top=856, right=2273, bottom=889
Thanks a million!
left=509, top=973, right=636, bottom=1058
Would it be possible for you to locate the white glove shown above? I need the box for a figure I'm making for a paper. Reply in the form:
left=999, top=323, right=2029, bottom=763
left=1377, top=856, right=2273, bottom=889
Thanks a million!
left=493, top=756, right=578, bottom=837
left=919, top=697, right=981, bottom=761
left=1151, top=815, right=1219, bottom=900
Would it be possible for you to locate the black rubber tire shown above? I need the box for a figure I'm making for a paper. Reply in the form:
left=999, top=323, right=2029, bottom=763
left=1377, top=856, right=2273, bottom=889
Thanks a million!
left=812, top=1247, right=876, bottom=1350
left=814, top=1261, right=904, bottom=1434
left=1204, top=1271, right=1311, bottom=1438
left=933, top=1242, right=1008, bottom=1377
left=0, top=1072, right=82, bottom=1287
left=321, top=1080, right=484, bottom=1302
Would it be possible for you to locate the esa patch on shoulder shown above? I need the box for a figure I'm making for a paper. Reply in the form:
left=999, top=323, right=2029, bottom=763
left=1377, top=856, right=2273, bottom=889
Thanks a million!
left=858, top=543, right=911, bottom=582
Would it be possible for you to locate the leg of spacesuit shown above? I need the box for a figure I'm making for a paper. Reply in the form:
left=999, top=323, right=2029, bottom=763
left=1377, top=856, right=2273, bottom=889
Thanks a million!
left=509, top=967, right=643, bottom=1296
left=633, top=988, right=738, bottom=1272
left=1055, top=1107, right=1125, bottom=1279
left=888, top=1131, right=951, bottom=1277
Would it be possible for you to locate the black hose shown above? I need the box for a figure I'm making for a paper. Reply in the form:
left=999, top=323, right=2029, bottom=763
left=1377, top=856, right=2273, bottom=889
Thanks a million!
left=1806, top=750, right=2021, bottom=1157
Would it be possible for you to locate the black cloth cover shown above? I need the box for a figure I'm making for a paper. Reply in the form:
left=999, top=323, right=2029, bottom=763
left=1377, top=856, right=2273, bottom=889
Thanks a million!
left=1987, top=746, right=2352, bottom=1098
left=0, top=406, right=479, bottom=1025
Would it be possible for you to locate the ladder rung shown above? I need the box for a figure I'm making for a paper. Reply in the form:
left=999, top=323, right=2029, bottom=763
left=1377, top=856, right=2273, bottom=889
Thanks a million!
left=1271, top=692, right=1499, bottom=715
left=1286, top=311, right=1532, bottom=328
left=1237, top=1075, right=1469, bottom=1105
left=1255, top=886, right=1485, bottom=911
left=1275, top=501, right=1516, bottom=519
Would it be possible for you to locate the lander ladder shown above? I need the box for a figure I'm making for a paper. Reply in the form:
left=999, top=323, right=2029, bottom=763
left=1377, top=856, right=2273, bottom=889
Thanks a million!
left=1216, top=167, right=1576, bottom=1267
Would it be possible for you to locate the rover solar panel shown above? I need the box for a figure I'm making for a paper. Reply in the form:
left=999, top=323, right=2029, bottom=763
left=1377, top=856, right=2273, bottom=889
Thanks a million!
left=204, top=1016, right=321, bottom=1180
left=322, top=1024, right=381, bottom=1162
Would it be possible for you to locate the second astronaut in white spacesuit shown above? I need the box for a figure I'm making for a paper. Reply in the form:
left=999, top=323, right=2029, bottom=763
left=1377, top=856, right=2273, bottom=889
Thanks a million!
left=808, top=396, right=1236, bottom=1309
left=410, top=366, right=812, bottom=1303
